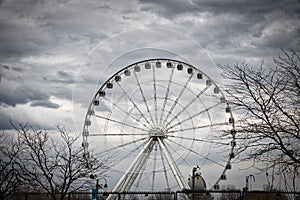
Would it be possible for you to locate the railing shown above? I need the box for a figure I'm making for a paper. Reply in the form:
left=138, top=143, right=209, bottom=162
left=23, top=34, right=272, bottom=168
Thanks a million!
left=8, top=190, right=300, bottom=200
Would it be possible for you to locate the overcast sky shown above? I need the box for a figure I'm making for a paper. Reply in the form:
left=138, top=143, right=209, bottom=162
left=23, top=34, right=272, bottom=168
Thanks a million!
left=0, top=0, right=299, bottom=190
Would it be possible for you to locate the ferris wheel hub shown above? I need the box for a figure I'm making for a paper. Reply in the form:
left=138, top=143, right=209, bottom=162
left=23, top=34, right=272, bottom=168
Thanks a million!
left=149, top=126, right=168, bottom=139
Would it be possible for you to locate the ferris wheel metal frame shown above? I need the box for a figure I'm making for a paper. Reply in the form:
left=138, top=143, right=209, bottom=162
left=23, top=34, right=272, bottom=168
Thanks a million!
left=82, top=58, right=236, bottom=196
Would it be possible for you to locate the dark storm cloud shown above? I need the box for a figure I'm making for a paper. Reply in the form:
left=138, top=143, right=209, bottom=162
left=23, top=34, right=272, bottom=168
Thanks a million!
left=139, top=0, right=299, bottom=17
left=194, top=0, right=300, bottom=43
left=0, top=65, right=9, bottom=70
left=138, top=0, right=300, bottom=52
left=0, top=62, right=75, bottom=109
left=192, top=0, right=299, bottom=15
left=0, top=15, right=51, bottom=58
left=0, top=85, right=57, bottom=108
left=0, top=0, right=108, bottom=62
left=0, top=0, right=298, bottom=131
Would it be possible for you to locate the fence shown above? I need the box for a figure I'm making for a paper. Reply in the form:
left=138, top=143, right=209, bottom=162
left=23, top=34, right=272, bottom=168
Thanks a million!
left=9, top=190, right=300, bottom=200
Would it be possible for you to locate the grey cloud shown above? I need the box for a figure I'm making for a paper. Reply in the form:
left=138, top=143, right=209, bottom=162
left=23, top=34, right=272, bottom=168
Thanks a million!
left=0, top=16, right=52, bottom=58
left=15, top=86, right=49, bottom=103
left=57, top=70, right=71, bottom=78
left=0, top=0, right=299, bottom=133
left=254, top=28, right=300, bottom=49
left=0, top=63, right=76, bottom=106
left=0, top=85, right=49, bottom=107
left=30, top=100, right=60, bottom=109
left=0, top=64, right=22, bottom=72
left=201, top=0, right=300, bottom=17
left=0, top=64, right=9, bottom=82
left=0, top=0, right=107, bottom=62
left=139, top=0, right=199, bottom=18
left=139, top=0, right=299, bottom=18
left=0, top=65, right=9, bottom=70
left=0, top=111, right=55, bottom=130
left=55, top=70, right=75, bottom=84
left=0, top=113, right=13, bottom=129
left=11, top=66, right=22, bottom=72
left=139, top=0, right=299, bottom=54
left=97, top=3, right=113, bottom=10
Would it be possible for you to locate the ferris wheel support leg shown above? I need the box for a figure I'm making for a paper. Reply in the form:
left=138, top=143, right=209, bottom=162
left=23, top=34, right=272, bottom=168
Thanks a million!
left=107, top=138, right=155, bottom=200
left=121, top=140, right=155, bottom=191
left=157, top=138, right=191, bottom=190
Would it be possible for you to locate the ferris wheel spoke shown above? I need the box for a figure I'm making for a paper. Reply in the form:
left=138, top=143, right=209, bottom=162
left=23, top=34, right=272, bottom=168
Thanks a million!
left=103, top=97, right=151, bottom=129
left=166, top=86, right=210, bottom=126
left=133, top=70, right=156, bottom=126
left=95, top=137, right=148, bottom=155
left=159, top=65, right=175, bottom=125
left=206, top=105, right=213, bottom=128
left=158, top=143, right=170, bottom=189
left=157, top=138, right=190, bottom=190
left=167, top=102, right=223, bottom=130
left=167, top=135, right=229, bottom=145
left=168, top=122, right=229, bottom=133
left=152, top=64, right=158, bottom=125
left=199, top=148, right=214, bottom=168
left=112, top=139, right=149, bottom=168
left=116, top=82, right=154, bottom=128
left=93, top=114, right=149, bottom=132
left=113, top=138, right=156, bottom=192
left=132, top=153, right=151, bottom=192
left=164, top=140, right=193, bottom=167
left=162, top=71, right=194, bottom=126
left=89, top=133, right=149, bottom=136
left=166, top=139, right=225, bottom=168
left=151, top=142, right=159, bottom=191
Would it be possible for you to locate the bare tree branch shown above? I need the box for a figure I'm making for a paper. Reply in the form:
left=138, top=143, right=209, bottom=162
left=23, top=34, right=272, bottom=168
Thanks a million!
left=9, top=122, right=111, bottom=200
left=221, top=49, right=300, bottom=191
left=0, top=132, right=22, bottom=200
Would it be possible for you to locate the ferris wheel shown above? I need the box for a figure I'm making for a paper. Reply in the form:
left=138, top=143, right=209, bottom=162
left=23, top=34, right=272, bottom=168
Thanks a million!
left=82, top=58, right=236, bottom=194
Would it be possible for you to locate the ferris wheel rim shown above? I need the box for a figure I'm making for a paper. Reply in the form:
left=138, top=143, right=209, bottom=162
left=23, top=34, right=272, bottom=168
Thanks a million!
left=82, top=58, right=236, bottom=192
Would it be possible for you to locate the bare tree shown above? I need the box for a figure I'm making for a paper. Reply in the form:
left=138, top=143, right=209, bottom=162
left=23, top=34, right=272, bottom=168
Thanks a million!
left=0, top=132, right=22, bottom=200
left=11, top=122, right=111, bottom=200
left=221, top=49, right=300, bottom=191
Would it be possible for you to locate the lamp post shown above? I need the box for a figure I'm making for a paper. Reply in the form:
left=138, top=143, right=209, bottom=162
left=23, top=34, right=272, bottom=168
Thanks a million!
left=96, top=178, right=108, bottom=189
left=246, top=174, right=255, bottom=191
left=242, top=174, right=255, bottom=195
left=94, top=178, right=108, bottom=200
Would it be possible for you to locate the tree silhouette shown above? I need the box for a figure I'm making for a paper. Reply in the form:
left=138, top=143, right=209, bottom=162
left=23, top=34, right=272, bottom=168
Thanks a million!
left=221, top=49, right=300, bottom=191
left=0, top=132, right=22, bottom=200
left=9, top=122, right=111, bottom=200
